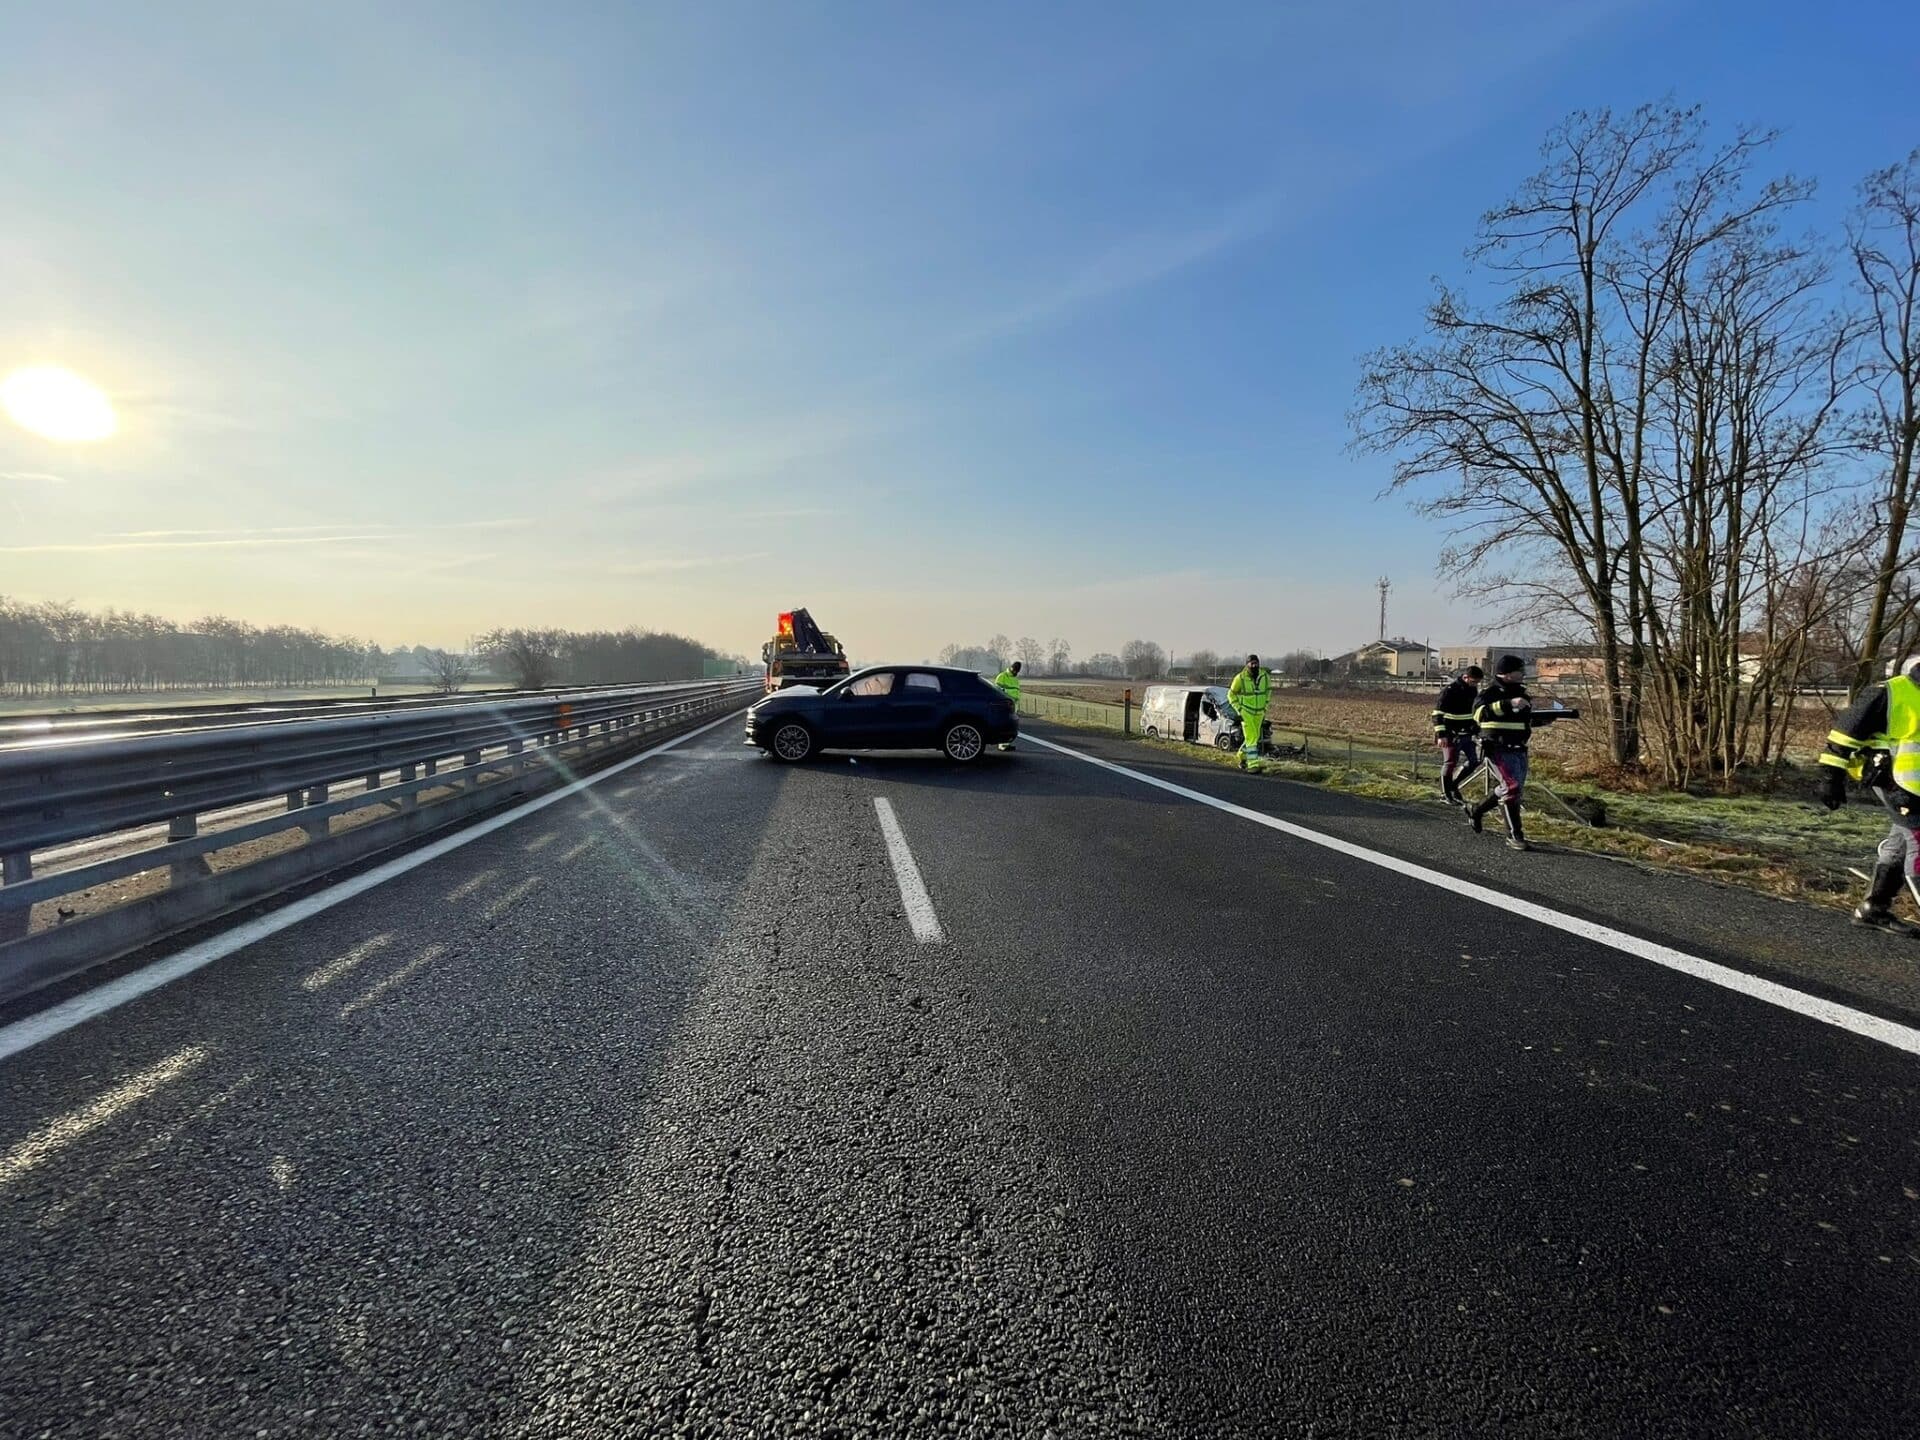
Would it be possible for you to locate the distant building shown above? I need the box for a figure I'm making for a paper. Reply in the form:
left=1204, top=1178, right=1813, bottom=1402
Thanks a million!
left=1342, top=638, right=1435, bottom=678
left=1433, top=645, right=1581, bottom=680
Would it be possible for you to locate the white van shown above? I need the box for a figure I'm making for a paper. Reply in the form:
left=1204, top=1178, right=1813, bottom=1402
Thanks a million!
left=1139, top=684, right=1241, bottom=750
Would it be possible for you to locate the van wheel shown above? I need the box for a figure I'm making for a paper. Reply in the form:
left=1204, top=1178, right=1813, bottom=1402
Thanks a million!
left=1143, top=725, right=1158, bottom=738
left=1215, top=732, right=1237, bottom=752
left=770, top=722, right=814, bottom=763
left=943, top=723, right=985, bottom=762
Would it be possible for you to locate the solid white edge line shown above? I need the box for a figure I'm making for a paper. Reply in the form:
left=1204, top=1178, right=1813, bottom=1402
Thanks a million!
left=872, top=797, right=946, bottom=944
left=0, top=709, right=750, bottom=1063
left=1025, top=733, right=1920, bottom=1058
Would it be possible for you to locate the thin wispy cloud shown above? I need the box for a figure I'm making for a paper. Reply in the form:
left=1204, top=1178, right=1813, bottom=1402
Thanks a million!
left=0, top=534, right=399, bottom=554
left=585, top=414, right=898, bottom=504
left=948, top=193, right=1280, bottom=353
left=424, top=552, right=500, bottom=573
left=608, top=552, right=769, bottom=577
left=105, top=523, right=386, bottom=539
left=0, top=471, right=68, bottom=484
left=95, top=518, right=533, bottom=543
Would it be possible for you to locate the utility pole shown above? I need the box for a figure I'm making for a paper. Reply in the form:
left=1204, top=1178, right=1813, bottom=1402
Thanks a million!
left=1376, top=577, right=1391, bottom=641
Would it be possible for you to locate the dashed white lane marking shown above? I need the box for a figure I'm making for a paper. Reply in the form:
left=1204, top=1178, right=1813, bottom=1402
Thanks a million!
left=1026, top=734, right=1920, bottom=1058
left=0, top=1043, right=213, bottom=1185
left=0, top=711, right=749, bottom=1063
left=873, top=797, right=945, bottom=944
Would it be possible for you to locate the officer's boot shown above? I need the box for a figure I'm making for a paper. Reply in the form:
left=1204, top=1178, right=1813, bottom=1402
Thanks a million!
left=1852, top=864, right=1919, bottom=936
left=1467, top=795, right=1498, bottom=833
left=1501, top=799, right=1531, bottom=852
left=1441, top=768, right=1460, bottom=807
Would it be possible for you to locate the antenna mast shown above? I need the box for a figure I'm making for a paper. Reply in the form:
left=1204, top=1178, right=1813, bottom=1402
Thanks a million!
left=1376, top=576, right=1391, bottom=642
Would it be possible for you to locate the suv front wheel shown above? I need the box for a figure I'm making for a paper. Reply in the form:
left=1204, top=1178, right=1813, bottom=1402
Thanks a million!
left=770, top=722, right=815, bottom=763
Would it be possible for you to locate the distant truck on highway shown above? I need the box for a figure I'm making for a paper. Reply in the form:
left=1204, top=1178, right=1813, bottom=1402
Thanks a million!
left=761, top=608, right=850, bottom=694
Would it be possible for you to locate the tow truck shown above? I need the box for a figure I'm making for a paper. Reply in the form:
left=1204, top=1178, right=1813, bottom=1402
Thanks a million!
left=761, top=608, right=850, bottom=694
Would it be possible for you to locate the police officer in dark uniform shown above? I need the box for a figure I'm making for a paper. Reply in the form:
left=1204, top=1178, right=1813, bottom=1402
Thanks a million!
left=1819, top=653, right=1920, bottom=935
left=1431, top=664, right=1484, bottom=807
left=1467, top=655, right=1535, bottom=851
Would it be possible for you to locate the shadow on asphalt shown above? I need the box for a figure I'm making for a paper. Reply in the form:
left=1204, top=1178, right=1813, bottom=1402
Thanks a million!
left=792, top=748, right=1177, bottom=804
left=0, top=760, right=784, bottom=1433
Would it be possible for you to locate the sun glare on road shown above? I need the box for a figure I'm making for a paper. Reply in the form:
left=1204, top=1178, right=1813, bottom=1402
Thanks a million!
left=1, top=365, right=119, bottom=442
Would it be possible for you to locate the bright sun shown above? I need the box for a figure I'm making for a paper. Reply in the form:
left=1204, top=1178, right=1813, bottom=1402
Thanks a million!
left=1, top=365, right=119, bottom=443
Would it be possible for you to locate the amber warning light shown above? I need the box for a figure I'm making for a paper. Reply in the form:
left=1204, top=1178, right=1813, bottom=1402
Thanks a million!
left=777, top=612, right=795, bottom=638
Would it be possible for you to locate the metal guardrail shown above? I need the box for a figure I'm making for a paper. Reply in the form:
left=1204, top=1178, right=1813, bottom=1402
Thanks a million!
left=0, top=677, right=754, bottom=746
left=0, top=679, right=760, bottom=1002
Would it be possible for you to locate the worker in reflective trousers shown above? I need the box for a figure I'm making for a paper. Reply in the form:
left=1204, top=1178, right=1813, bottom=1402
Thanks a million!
left=1467, top=655, right=1534, bottom=850
left=1432, top=664, right=1484, bottom=807
left=1819, top=653, right=1920, bottom=935
left=1229, top=654, right=1271, bottom=772
left=993, top=659, right=1021, bottom=751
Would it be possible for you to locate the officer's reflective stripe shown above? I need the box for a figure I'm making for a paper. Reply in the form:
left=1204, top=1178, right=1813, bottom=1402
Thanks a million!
left=1827, top=729, right=1865, bottom=751
left=1818, top=751, right=1857, bottom=772
left=1889, top=679, right=1920, bottom=791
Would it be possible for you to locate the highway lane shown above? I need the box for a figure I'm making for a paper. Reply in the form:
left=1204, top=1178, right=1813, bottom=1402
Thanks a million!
left=2, top=719, right=1916, bottom=1436
left=892, top=732, right=1920, bottom=1434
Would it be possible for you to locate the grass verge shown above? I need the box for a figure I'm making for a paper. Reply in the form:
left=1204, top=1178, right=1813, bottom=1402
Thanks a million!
left=1081, top=727, right=1888, bottom=913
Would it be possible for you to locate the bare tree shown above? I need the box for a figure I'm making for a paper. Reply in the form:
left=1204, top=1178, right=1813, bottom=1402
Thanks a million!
left=426, top=648, right=473, bottom=694
left=1845, top=149, right=1920, bottom=691
left=1046, top=637, right=1072, bottom=675
left=1354, top=102, right=1826, bottom=772
left=1016, top=636, right=1044, bottom=671
left=477, top=628, right=563, bottom=689
left=1185, top=648, right=1222, bottom=678
left=1119, top=639, right=1166, bottom=679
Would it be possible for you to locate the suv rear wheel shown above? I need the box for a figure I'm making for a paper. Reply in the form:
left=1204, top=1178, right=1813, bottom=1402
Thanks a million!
left=942, top=722, right=985, bottom=762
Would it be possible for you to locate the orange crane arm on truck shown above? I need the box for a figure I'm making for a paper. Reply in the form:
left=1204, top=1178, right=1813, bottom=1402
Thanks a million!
left=762, top=608, right=850, bottom=692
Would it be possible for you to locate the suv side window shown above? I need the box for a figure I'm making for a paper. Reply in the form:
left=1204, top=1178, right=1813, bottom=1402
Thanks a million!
left=904, top=673, right=941, bottom=691
left=848, top=672, right=896, bottom=697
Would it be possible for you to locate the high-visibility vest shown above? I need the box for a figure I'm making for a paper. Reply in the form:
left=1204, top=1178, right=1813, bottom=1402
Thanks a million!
left=1891, top=676, right=1920, bottom=793
left=995, top=669, right=1021, bottom=702
left=1229, top=668, right=1270, bottom=717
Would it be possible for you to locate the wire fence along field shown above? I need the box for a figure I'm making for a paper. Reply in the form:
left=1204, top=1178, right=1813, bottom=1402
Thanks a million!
left=1016, top=691, right=1439, bottom=773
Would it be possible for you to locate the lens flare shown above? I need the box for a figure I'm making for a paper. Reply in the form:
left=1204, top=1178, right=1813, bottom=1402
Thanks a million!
left=1, top=366, right=119, bottom=443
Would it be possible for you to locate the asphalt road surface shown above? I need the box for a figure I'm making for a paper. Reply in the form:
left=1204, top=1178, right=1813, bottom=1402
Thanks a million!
left=3, top=713, right=1916, bottom=1437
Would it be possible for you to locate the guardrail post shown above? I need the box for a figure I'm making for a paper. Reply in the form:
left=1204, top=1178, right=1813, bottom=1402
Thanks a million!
left=302, top=783, right=329, bottom=837
left=1, top=852, right=31, bottom=941
left=398, top=762, right=418, bottom=808
left=167, top=814, right=212, bottom=884
left=463, top=750, right=482, bottom=786
left=285, top=788, right=304, bottom=811
left=1124, top=688, right=1132, bottom=735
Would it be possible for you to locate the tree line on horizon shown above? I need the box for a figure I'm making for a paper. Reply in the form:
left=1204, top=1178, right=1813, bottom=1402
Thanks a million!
left=0, top=596, right=739, bottom=698
left=933, top=636, right=1345, bottom=682
left=1353, top=103, right=1919, bottom=788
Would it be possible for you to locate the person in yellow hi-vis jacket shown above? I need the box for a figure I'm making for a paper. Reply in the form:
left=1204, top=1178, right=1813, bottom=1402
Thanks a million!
left=1228, top=654, right=1271, bottom=772
left=993, top=660, right=1022, bottom=752
left=1818, top=653, right=1920, bottom=935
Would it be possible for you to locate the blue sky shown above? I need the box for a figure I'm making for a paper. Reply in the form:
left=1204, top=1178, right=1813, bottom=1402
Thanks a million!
left=1, top=1, right=1915, bottom=662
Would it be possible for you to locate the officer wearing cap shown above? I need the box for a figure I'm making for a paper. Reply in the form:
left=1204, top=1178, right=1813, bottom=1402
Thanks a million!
left=1467, top=655, right=1536, bottom=851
